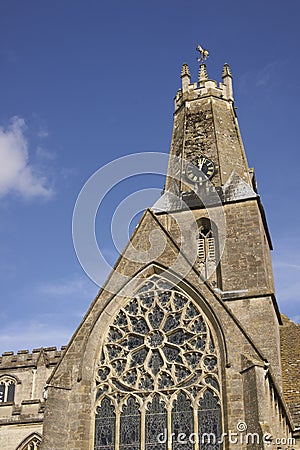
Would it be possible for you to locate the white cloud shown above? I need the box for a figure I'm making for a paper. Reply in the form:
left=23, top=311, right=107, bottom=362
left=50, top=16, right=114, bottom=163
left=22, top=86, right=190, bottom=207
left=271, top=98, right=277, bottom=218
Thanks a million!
left=37, top=129, right=49, bottom=139
left=291, top=315, right=300, bottom=324
left=36, top=146, right=56, bottom=161
left=0, top=275, right=98, bottom=353
left=255, top=62, right=277, bottom=87
left=0, top=319, right=71, bottom=353
left=238, top=59, right=288, bottom=95
left=0, top=116, right=53, bottom=199
left=36, top=274, right=97, bottom=298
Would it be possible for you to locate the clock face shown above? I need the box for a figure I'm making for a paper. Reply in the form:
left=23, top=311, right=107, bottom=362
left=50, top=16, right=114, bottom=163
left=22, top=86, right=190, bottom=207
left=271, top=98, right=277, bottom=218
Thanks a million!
left=186, top=156, right=215, bottom=183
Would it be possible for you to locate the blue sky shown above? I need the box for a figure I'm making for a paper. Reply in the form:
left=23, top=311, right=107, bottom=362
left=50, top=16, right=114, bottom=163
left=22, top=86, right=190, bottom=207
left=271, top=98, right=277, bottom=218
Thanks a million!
left=0, top=0, right=299, bottom=353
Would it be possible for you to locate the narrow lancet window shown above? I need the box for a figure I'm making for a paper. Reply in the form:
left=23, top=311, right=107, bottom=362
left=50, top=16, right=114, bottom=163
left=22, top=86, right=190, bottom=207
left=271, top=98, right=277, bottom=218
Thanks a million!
left=172, top=392, right=193, bottom=449
left=145, top=394, right=167, bottom=450
left=119, top=397, right=140, bottom=450
left=0, top=377, right=16, bottom=403
left=94, top=398, right=116, bottom=450
left=198, top=390, right=222, bottom=449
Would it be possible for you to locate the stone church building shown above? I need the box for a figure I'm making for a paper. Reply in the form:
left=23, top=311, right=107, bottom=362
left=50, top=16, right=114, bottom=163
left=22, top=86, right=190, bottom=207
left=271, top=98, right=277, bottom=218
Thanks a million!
left=0, top=54, right=299, bottom=449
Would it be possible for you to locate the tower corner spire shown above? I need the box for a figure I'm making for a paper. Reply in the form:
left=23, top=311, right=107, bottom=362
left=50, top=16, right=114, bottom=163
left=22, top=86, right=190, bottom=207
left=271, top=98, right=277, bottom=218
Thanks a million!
left=180, top=63, right=191, bottom=93
left=222, top=62, right=232, bottom=78
left=181, top=62, right=191, bottom=78
left=222, top=62, right=234, bottom=101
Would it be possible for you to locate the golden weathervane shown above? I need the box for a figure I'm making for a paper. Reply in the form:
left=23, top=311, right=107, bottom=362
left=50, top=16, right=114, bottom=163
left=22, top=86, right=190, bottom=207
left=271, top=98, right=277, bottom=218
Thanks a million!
left=196, top=43, right=209, bottom=64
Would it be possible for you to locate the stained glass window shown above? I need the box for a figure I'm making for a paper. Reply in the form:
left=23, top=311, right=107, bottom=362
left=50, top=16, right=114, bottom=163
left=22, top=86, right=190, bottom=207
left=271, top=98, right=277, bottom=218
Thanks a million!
left=119, top=397, right=140, bottom=450
left=94, top=398, right=115, bottom=450
left=198, top=390, right=222, bottom=449
left=94, top=276, right=223, bottom=450
left=145, top=394, right=167, bottom=450
left=172, top=392, right=193, bottom=449
left=0, top=377, right=16, bottom=403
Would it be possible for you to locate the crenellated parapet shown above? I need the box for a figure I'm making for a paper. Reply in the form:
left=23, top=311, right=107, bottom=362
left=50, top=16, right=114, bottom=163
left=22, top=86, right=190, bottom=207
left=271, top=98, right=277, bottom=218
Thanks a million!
left=0, top=346, right=66, bottom=369
left=175, top=62, right=234, bottom=111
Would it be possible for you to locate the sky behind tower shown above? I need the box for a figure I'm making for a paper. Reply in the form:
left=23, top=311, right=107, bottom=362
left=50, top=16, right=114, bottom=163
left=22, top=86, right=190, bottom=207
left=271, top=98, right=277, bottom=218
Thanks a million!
left=0, top=0, right=299, bottom=353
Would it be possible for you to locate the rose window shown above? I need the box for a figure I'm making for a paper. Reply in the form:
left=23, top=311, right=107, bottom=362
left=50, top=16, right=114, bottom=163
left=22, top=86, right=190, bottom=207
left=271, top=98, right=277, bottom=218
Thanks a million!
left=95, top=277, right=222, bottom=450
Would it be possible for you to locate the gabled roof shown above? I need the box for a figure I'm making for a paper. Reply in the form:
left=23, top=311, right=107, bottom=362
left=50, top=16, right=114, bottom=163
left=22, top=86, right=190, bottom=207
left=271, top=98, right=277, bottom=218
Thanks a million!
left=280, top=314, right=300, bottom=427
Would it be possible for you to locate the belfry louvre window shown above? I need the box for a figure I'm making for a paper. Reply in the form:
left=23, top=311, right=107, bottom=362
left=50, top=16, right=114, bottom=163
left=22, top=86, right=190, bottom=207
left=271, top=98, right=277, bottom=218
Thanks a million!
left=0, top=377, right=16, bottom=402
left=94, top=276, right=223, bottom=450
left=197, top=219, right=221, bottom=287
left=197, top=226, right=216, bottom=264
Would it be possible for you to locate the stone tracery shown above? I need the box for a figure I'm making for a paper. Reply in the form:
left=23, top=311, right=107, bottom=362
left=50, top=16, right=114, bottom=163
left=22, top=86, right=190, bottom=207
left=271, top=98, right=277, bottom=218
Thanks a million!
left=95, top=276, right=222, bottom=449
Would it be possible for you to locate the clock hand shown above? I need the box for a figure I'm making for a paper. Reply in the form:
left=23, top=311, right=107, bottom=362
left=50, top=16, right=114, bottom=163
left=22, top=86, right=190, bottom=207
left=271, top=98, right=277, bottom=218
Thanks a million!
left=199, top=158, right=205, bottom=172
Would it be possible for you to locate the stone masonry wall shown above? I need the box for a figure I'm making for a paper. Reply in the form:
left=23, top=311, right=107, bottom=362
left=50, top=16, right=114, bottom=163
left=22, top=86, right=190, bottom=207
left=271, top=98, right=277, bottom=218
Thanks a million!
left=0, top=347, right=64, bottom=450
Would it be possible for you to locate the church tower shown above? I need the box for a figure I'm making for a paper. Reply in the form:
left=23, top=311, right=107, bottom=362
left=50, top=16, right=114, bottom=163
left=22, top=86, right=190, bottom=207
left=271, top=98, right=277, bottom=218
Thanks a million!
left=40, top=49, right=296, bottom=450
left=164, top=54, right=281, bottom=382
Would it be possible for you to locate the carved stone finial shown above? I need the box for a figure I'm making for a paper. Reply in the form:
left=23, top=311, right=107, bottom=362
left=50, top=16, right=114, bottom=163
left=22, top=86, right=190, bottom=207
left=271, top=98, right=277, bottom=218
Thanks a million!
left=222, top=63, right=234, bottom=100
left=222, top=63, right=232, bottom=78
left=198, top=63, right=208, bottom=84
left=181, top=63, right=191, bottom=93
left=181, top=63, right=191, bottom=78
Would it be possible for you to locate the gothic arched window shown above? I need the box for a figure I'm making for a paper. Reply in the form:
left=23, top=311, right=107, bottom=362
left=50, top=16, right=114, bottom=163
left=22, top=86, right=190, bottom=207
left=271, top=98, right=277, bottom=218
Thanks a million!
left=95, top=397, right=115, bottom=450
left=199, top=390, right=222, bottom=448
left=0, top=376, right=16, bottom=403
left=94, top=276, right=223, bottom=450
left=172, top=392, right=193, bottom=449
left=17, top=433, right=42, bottom=450
left=145, top=394, right=167, bottom=450
left=197, top=219, right=221, bottom=288
left=120, top=397, right=140, bottom=450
